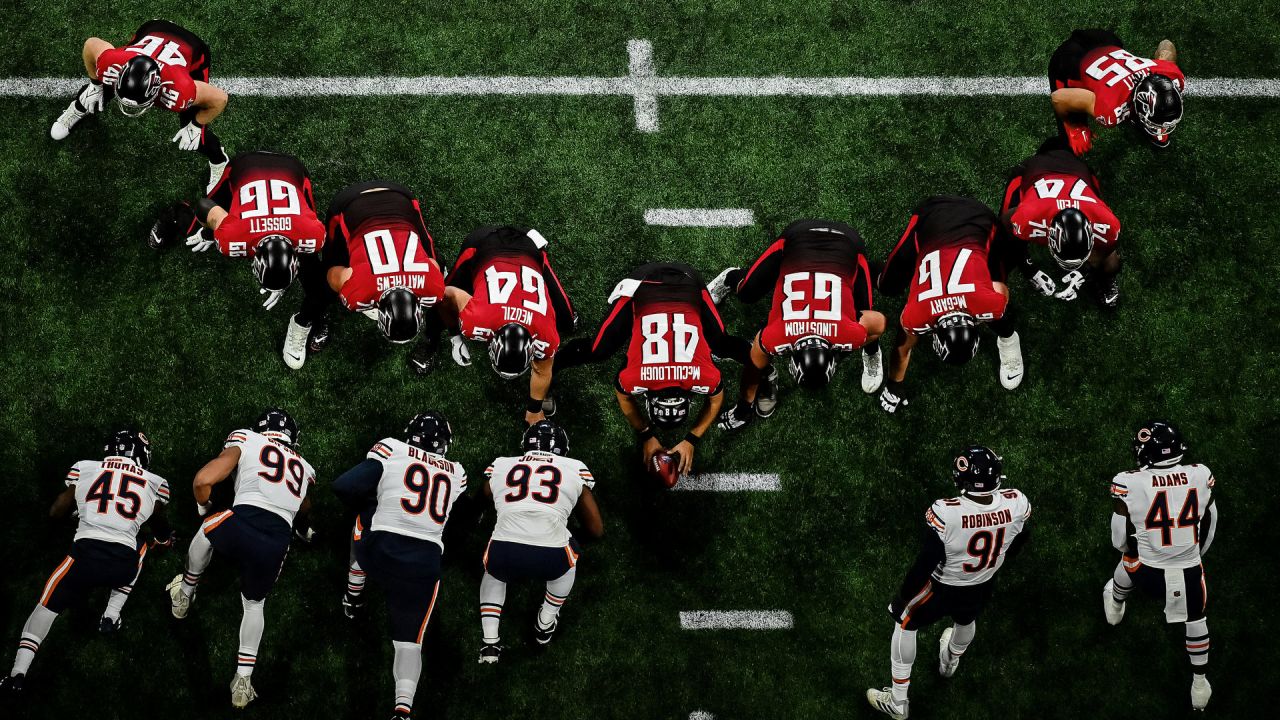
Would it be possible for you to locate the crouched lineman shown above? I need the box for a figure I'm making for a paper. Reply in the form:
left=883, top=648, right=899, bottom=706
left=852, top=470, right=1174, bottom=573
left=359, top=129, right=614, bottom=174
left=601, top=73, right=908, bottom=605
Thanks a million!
left=557, top=262, right=751, bottom=477
left=150, top=150, right=327, bottom=310
left=706, top=219, right=886, bottom=429
left=866, top=447, right=1031, bottom=719
left=479, top=421, right=604, bottom=663
left=1104, top=421, right=1217, bottom=710
left=0, top=431, right=172, bottom=696
left=876, top=196, right=1025, bottom=414
left=1001, top=137, right=1124, bottom=307
left=52, top=19, right=230, bottom=192
left=166, top=410, right=317, bottom=709
left=442, top=226, right=577, bottom=423
left=283, top=181, right=445, bottom=372
left=333, top=412, right=468, bottom=720
left=1049, top=29, right=1184, bottom=154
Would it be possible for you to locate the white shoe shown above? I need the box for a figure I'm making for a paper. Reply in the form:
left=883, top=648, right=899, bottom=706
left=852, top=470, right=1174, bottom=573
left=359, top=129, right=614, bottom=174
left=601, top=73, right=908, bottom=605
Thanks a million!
left=706, top=267, right=739, bottom=304
left=938, top=627, right=960, bottom=678
left=207, top=159, right=229, bottom=194
left=165, top=574, right=191, bottom=619
left=996, top=331, right=1024, bottom=390
left=50, top=103, right=86, bottom=141
left=230, top=674, right=257, bottom=709
left=451, top=334, right=472, bottom=366
left=865, top=688, right=909, bottom=719
left=1102, top=580, right=1126, bottom=626
left=861, top=346, right=883, bottom=394
left=283, top=314, right=309, bottom=370
left=1190, top=674, right=1211, bottom=710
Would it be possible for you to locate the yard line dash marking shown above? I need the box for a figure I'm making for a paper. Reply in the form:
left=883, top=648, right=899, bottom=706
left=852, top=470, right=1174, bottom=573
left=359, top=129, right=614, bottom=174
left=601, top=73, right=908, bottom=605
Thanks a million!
left=673, top=472, right=780, bottom=492
left=644, top=208, right=755, bottom=227
left=628, top=39, right=658, bottom=132
left=689, top=712, right=716, bottom=720
left=680, top=610, right=794, bottom=630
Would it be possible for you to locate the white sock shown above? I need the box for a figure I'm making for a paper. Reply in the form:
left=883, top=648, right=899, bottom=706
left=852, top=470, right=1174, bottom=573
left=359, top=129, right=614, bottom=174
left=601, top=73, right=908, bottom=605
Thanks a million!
left=479, top=573, right=506, bottom=644
left=538, top=566, right=576, bottom=629
left=183, top=530, right=215, bottom=598
left=391, top=640, right=422, bottom=714
left=1111, top=561, right=1133, bottom=602
left=237, top=595, right=266, bottom=677
left=889, top=624, right=917, bottom=704
left=103, top=554, right=146, bottom=622
left=347, top=558, right=366, bottom=599
left=11, top=605, right=58, bottom=676
left=948, top=621, right=976, bottom=657
left=1185, top=617, right=1210, bottom=671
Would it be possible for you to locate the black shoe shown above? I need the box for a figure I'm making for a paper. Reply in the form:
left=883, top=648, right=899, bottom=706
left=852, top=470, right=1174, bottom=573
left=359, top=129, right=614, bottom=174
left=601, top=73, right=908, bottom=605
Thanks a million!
left=0, top=673, right=24, bottom=696
left=534, top=617, right=558, bottom=646
left=478, top=643, right=502, bottom=664
left=755, top=367, right=779, bottom=418
left=389, top=707, right=412, bottom=720
left=342, top=592, right=365, bottom=620
left=98, top=616, right=122, bottom=635
left=716, top=404, right=754, bottom=431
left=408, top=339, right=437, bottom=376
left=307, top=317, right=331, bottom=354
left=541, top=395, right=558, bottom=418
left=1095, top=274, right=1120, bottom=309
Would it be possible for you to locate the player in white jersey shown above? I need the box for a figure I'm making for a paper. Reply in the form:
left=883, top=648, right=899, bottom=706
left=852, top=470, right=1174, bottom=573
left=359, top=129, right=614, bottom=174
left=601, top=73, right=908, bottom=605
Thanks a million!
left=1, top=430, right=173, bottom=696
left=477, top=421, right=603, bottom=664
left=165, top=409, right=316, bottom=710
left=1102, top=421, right=1217, bottom=711
left=332, top=411, right=467, bottom=720
left=867, top=446, right=1031, bottom=720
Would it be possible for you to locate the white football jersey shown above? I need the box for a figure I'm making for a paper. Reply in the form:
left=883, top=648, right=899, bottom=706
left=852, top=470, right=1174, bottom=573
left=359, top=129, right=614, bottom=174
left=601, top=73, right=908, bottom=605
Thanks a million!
left=367, top=438, right=467, bottom=549
left=486, top=451, right=595, bottom=547
left=224, top=429, right=316, bottom=524
left=926, top=488, right=1031, bottom=587
left=1111, top=463, right=1215, bottom=570
left=66, top=457, right=170, bottom=549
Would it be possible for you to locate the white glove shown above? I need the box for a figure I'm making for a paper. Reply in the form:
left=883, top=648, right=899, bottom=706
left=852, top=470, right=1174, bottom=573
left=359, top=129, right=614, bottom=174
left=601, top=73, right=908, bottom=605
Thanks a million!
left=1055, top=270, right=1086, bottom=301
left=196, top=501, right=211, bottom=518
left=361, top=308, right=380, bottom=321
left=80, top=82, right=105, bottom=113
left=172, top=122, right=202, bottom=151
left=260, top=287, right=285, bottom=310
left=1030, top=270, right=1056, bottom=296
left=451, top=334, right=472, bottom=366
left=186, top=228, right=215, bottom=252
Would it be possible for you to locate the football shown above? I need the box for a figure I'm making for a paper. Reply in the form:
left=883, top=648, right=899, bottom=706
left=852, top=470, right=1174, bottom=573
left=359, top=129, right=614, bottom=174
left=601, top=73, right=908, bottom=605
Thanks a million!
left=649, top=451, right=681, bottom=489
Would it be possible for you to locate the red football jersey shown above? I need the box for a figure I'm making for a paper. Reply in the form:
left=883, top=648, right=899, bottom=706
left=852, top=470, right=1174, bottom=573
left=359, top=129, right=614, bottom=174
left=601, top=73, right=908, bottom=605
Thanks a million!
left=339, top=221, right=444, bottom=313
left=459, top=255, right=560, bottom=358
left=761, top=267, right=869, bottom=354
left=617, top=293, right=721, bottom=396
left=900, top=244, right=1008, bottom=335
left=211, top=153, right=326, bottom=258
left=1008, top=173, right=1120, bottom=252
left=1071, top=46, right=1185, bottom=127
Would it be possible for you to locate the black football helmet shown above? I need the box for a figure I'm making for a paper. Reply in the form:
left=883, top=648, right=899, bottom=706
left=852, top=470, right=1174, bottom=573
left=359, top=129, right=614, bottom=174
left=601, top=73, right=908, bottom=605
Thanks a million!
left=1131, top=74, right=1183, bottom=147
left=932, top=313, right=980, bottom=366
left=1133, top=420, right=1186, bottom=468
left=489, top=323, right=534, bottom=379
left=523, top=420, right=570, bottom=456
left=255, top=408, right=299, bottom=447
left=404, top=411, right=452, bottom=455
left=377, top=287, right=423, bottom=344
left=646, top=387, right=691, bottom=429
left=789, top=336, right=837, bottom=389
left=103, top=429, right=152, bottom=469
left=1048, top=208, right=1094, bottom=271
left=952, top=445, right=1004, bottom=495
left=252, top=236, right=298, bottom=292
left=115, top=55, right=164, bottom=117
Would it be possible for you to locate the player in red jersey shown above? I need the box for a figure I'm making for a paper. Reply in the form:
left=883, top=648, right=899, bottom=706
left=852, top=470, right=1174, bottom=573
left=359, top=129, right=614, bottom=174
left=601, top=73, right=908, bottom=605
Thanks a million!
left=440, top=226, right=576, bottom=424
left=282, top=181, right=445, bottom=372
left=876, top=197, right=1024, bottom=413
left=556, top=263, right=751, bottom=475
left=1000, top=136, right=1124, bottom=307
left=705, top=220, right=887, bottom=430
left=51, top=20, right=230, bottom=191
left=1049, top=29, right=1184, bottom=154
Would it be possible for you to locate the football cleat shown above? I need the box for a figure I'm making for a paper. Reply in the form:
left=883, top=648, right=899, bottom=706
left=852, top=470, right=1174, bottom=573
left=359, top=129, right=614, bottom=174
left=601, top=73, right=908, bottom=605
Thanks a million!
left=450, top=334, right=472, bottom=366
left=706, top=266, right=739, bottom=304
left=307, top=317, right=331, bottom=354
left=1096, top=274, right=1120, bottom=309
left=716, top=404, right=753, bottom=432
left=478, top=643, right=503, bottom=664
left=284, top=315, right=310, bottom=370
left=230, top=674, right=257, bottom=709
left=0, top=673, right=24, bottom=696
left=541, top=395, right=558, bottom=418
left=166, top=574, right=191, bottom=619
left=534, top=617, right=558, bottom=645
left=1102, top=580, right=1126, bottom=625
left=995, top=332, right=1024, bottom=390
left=207, top=159, right=228, bottom=194
left=99, top=615, right=122, bottom=635
left=879, top=384, right=908, bottom=414
left=861, top=346, right=883, bottom=394
left=754, top=366, right=779, bottom=418
left=50, top=102, right=87, bottom=141
left=390, top=708, right=412, bottom=720
left=938, top=628, right=960, bottom=678
left=1190, top=674, right=1211, bottom=710
left=342, top=591, right=365, bottom=620
left=408, top=338, right=436, bottom=376
left=865, top=688, right=909, bottom=719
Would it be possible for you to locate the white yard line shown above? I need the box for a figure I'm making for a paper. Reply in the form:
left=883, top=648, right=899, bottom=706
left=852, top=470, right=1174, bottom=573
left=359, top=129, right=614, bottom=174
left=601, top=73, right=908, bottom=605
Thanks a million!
left=644, top=208, right=755, bottom=227
left=628, top=39, right=658, bottom=133
left=680, top=610, right=794, bottom=630
left=673, top=473, right=780, bottom=492
left=689, top=713, right=716, bottom=720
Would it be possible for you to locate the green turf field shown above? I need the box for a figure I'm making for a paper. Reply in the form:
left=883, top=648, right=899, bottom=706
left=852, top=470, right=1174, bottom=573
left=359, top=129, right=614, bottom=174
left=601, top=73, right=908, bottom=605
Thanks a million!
left=2, top=2, right=1278, bottom=718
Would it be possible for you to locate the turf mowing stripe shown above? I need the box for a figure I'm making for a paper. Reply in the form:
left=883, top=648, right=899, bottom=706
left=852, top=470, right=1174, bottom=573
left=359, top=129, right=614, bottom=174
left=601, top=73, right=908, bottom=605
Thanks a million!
left=673, top=473, right=781, bottom=491
left=644, top=208, right=755, bottom=227
left=679, top=610, right=794, bottom=630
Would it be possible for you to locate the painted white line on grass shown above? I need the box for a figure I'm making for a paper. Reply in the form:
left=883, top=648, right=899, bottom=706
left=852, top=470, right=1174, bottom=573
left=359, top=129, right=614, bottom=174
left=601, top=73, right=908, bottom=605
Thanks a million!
left=689, top=713, right=715, bottom=720
left=673, top=472, right=780, bottom=492
left=628, top=39, right=658, bottom=132
left=644, top=208, right=755, bottom=227
left=680, top=610, right=794, bottom=630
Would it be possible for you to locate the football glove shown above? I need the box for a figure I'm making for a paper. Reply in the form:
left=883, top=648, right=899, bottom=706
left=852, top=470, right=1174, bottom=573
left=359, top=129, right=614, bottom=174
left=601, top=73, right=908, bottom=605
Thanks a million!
left=260, top=287, right=285, bottom=310
left=196, top=501, right=212, bottom=517
left=1066, top=124, right=1092, bottom=156
left=1055, top=270, right=1087, bottom=301
left=451, top=334, right=472, bottom=366
left=172, top=122, right=202, bottom=151
left=879, top=384, right=908, bottom=414
left=186, top=227, right=215, bottom=252
left=1030, top=270, right=1057, bottom=296
left=80, top=82, right=105, bottom=113
left=293, top=526, right=316, bottom=544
